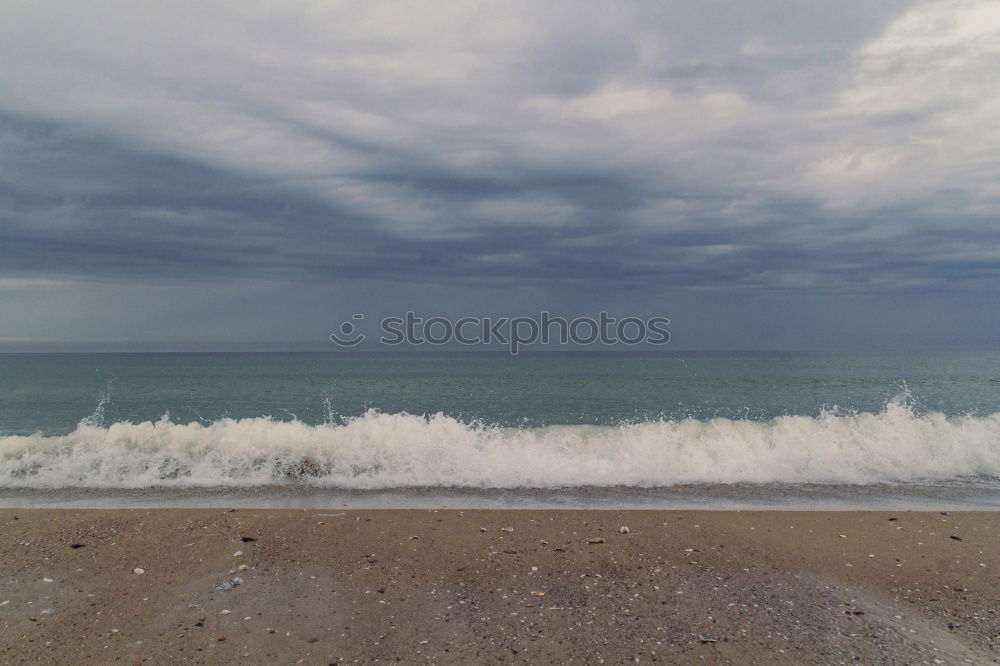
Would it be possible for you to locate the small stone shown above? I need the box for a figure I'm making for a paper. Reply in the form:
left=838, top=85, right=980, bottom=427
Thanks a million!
left=214, top=577, right=243, bottom=591
left=500, top=527, right=514, bottom=533
left=530, top=590, right=545, bottom=596
left=237, top=564, right=250, bottom=571
left=42, top=578, right=54, bottom=583
left=618, top=526, right=630, bottom=534
left=219, top=609, right=231, bottom=615
left=233, top=550, right=244, bottom=557
left=949, top=535, right=962, bottom=541
left=133, top=568, right=145, bottom=575
left=948, top=621, right=962, bottom=629
left=479, top=527, right=488, bottom=532
left=699, top=635, right=718, bottom=643
left=587, top=538, right=605, bottom=544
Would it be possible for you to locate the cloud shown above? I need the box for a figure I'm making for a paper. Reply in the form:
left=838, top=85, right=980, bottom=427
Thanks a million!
left=0, top=0, right=998, bottom=304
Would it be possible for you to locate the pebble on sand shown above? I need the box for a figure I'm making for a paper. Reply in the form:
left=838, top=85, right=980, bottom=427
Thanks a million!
left=133, top=568, right=145, bottom=575
left=501, top=527, right=514, bottom=533
left=233, top=550, right=244, bottom=557
left=587, top=538, right=606, bottom=544
left=237, top=564, right=250, bottom=571
left=618, top=526, right=630, bottom=534
left=214, top=577, right=244, bottom=591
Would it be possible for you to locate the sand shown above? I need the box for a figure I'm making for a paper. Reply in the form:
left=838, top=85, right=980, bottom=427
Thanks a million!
left=1, top=509, right=998, bottom=664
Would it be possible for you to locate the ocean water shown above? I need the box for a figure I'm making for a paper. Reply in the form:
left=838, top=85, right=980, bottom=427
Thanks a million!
left=1, top=351, right=998, bottom=509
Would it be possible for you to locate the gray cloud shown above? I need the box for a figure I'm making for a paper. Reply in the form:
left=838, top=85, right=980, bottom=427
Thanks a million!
left=0, top=1, right=998, bottom=348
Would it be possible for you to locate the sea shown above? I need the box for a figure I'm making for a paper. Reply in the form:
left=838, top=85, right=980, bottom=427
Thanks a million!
left=1, top=351, right=998, bottom=510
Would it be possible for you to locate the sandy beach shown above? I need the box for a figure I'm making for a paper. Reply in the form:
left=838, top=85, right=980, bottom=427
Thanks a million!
left=1, top=509, right=997, bottom=664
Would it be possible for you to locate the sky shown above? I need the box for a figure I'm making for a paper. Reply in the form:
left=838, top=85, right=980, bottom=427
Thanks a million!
left=1, top=0, right=998, bottom=351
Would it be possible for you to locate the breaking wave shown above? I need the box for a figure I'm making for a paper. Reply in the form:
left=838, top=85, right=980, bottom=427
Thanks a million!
left=1, top=394, right=999, bottom=488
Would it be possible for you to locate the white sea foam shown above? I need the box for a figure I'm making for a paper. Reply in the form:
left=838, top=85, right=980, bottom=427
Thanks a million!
left=1, top=394, right=998, bottom=488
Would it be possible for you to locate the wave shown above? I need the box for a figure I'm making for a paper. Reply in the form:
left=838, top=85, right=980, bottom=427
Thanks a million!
left=1, top=394, right=999, bottom=488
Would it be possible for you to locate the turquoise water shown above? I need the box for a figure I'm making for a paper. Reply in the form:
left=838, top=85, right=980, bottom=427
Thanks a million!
left=2, top=351, right=998, bottom=435
left=0, top=351, right=998, bottom=503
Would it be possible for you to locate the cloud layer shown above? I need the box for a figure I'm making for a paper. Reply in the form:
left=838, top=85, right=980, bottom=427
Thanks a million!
left=1, top=1, right=998, bottom=346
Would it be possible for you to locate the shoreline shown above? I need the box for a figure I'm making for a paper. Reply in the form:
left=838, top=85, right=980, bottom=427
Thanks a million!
left=4, top=483, right=1000, bottom=511
left=2, top=509, right=998, bottom=663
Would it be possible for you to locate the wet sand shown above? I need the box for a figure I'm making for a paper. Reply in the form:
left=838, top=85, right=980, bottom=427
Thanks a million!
left=1, top=509, right=998, bottom=664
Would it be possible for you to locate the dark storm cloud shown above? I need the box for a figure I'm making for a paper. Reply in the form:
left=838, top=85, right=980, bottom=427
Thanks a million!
left=0, top=113, right=387, bottom=280
left=2, top=105, right=999, bottom=295
left=0, top=0, right=999, bottom=351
